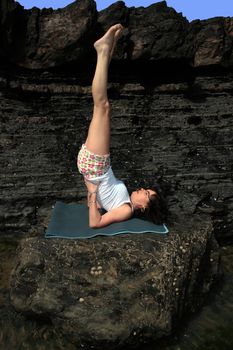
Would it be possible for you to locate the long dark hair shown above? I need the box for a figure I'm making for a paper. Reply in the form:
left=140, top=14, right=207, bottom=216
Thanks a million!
left=133, top=183, right=168, bottom=224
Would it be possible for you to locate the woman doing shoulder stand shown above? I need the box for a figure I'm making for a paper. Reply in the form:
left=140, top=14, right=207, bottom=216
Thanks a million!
left=77, top=24, right=165, bottom=228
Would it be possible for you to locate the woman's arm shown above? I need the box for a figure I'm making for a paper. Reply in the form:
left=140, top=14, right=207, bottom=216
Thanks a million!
left=92, top=205, right=132, bottom=228
left=88, top=192, right=132, bottom=228
left=85, top=178, right=132, bottom=228
left=84, top=179, right=101, bottom=226
left=88, top=192, right=102, bottom=227
left=87, top=192, right=101, bottom=208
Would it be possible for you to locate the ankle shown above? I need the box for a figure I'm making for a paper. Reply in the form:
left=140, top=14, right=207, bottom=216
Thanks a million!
left=96, top=45, right=111, bottom=56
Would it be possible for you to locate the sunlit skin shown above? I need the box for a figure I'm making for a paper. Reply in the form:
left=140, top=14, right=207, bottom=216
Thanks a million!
left=130, top=188, right=157, bottom=211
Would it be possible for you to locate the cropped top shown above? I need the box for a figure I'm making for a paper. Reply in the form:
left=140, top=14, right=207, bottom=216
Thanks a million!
left=88, top=167, right=133, bottom=212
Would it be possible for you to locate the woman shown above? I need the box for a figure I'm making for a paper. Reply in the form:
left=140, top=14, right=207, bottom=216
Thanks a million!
left=77, top=24, right=166, bottom=228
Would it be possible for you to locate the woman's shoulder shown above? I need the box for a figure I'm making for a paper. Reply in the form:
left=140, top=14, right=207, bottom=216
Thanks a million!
left=118, top=202, right=134, bottom=215
left=96, top=202, right=133, bottom=227
left=106, top=202, right=133, bottom=217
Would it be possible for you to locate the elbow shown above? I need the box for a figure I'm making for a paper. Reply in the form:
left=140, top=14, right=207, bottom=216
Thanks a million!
left=89, top=222, right=100, bottom=229
left=89, top=219, right=103, bottom=228
left=89, top=224, right=97, bottom=229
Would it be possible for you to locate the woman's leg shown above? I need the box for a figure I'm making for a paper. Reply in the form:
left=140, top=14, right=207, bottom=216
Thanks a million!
left=85, top=24, right=123, bottom=155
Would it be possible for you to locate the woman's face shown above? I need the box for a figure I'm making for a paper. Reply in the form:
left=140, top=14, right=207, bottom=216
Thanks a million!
left=130, top=188, right=157, bottom=209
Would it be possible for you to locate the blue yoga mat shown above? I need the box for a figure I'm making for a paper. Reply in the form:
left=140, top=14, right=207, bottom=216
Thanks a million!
left=45, top=201, right=169, bottom=239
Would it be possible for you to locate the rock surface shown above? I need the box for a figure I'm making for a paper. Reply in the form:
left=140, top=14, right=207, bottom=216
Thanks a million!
left=0, top=0, right=97, bottom=69
left=1, top=0, right=230, bottom=347
left=0, top=70, right=232, bottom=244
left=1, top=0, right=233, bottom=69
left=0, top=2, right=232, bottom=243
left=10, top=215, right=219, bottom=348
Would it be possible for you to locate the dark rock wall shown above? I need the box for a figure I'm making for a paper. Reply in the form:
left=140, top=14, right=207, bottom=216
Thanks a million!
left=1, top=0, right=233, bottom=69
left=0, top=0, right=233, bottom=243
left=1, top=69, right=232, bottom=240
left=0, top=0, right=97, bottom=68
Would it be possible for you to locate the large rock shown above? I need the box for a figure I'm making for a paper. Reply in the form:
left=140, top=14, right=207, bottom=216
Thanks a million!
left=10, top=215, right=220, bottom=348
left=0, top=0, right=97, bottom=69
left=98, top=1, right=190, bottom=62
left=190, top=17, right=233, bottom=67
left=1, top=0, right=233, bottom=69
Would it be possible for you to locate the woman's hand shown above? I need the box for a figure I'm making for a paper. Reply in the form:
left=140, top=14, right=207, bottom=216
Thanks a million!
left=84, top=178, right=99, bottom=194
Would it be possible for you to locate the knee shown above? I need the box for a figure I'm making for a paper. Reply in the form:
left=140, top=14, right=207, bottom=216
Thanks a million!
left=94, top=100, right=111, bottom=112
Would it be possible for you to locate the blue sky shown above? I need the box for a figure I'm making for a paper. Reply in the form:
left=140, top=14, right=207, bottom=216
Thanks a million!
left=17, top=0, right=233, bottom=22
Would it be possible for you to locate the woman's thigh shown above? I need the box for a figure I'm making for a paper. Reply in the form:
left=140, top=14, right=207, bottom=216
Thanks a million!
left=85, top=103, right=111, bottom=155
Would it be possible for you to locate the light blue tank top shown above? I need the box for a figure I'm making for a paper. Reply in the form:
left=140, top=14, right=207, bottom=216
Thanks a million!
left=88, top=167, right=133, bottom=211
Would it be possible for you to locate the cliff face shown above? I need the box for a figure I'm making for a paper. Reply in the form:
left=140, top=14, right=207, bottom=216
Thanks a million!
left=1, top=0, right=233, bottom=69
left=0, top=0, right=233, bottom=243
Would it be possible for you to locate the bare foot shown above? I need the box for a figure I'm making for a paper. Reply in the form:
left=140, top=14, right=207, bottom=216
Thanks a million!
left=94, top=24, right=123, bottom=57
left=109, top=27, right=123, bottom=61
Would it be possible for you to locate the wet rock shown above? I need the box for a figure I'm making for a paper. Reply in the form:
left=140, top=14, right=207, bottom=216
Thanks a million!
left=10, top=216, right=220, bottom=348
